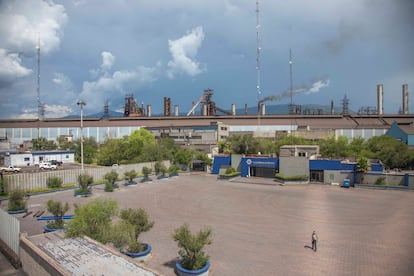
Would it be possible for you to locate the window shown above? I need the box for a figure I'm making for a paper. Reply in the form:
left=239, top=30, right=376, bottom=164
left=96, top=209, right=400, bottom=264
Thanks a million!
left=298, top=152, right=307, bottom=157
left=24, top=157, right=30, bottom=161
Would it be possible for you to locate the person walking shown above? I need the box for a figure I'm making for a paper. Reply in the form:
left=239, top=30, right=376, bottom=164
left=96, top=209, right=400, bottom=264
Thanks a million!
left=312, top=231, right=318, bottom=252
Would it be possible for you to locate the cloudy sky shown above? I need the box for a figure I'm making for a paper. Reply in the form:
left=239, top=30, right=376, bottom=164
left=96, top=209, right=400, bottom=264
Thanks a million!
left=0, top=0, right=413, bottom=119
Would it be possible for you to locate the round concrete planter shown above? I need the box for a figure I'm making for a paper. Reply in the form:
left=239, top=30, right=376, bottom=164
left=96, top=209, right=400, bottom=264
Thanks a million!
left=7, top=208, right=27, bottom=215
left=124, top=181, right=137, bottom=186
left=120, top=243, right=152, bottom=261
left=74, top=190, right=91, bottom=197
left=175, top=260, right=210, bottom=276
left=43, top=224, right=65, bottom=233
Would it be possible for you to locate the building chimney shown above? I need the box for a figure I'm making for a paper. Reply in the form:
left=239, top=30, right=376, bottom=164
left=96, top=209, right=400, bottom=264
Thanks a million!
left=174, top=105, right=179, bottom=116
left=377, top=84, right=384, bottom=115
left=402, top=84, right=409, bottom=114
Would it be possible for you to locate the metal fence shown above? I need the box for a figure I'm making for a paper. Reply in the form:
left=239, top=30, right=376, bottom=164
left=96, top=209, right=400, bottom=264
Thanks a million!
left=3, top=162, right=169, bottom=192
left=0, top=209, right=20, bottom=256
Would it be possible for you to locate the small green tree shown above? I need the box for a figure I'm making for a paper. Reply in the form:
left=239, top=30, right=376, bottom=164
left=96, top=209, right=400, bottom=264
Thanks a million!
left=173, top=224, right=212, bottom=270
left=104, top=170, right=118, bottom=192
left=124, top=170, right=137, bottom=185
left=154, top=161, right=163, bottom=175
left=46, top=199, right=69, bottom=229
left=168, top=164, right=178, bottom=176
left=159, top=164, right=168, bottom=177
left=112, top=208, right=154, bottom=253
left=142, top=166, right=152, bottom=181
left=46, top=177, right=63, bottom=189
left=76, top=174, right=93, bottom=195
left=66, top=198, right=117, bottom=243
left=8, top=189, right=26, bottom=211
left=356, top=157, right=370, bottom=184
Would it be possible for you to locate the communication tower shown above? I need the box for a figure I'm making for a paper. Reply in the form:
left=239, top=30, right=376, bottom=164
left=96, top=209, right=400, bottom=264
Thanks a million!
left=36, top=36, right=45, bottom=120
left=256, top=0, right=261, bottom=114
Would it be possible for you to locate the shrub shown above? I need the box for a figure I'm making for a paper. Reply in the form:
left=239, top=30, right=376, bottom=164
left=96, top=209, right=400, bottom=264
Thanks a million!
left=46, top=177, right=63, bottom=189
left=104, top=170, right=118, bottom=192
left=46, top=199, right=69, bottom=229
left=124, top=170, right=137, bottom=184
left=112, top=208, right=154, bottom=253
left=173, top=224, right=212, bottom=270
left=105, top=181, right=114, bottom=192
left=154, top=161, right=163, bottom=175
left=158, top=164, right=168, bottom=177
left=275, top=173, right=308, bottom=181
left=142, top=167, right=152, bottom=180
left=168, top=164, right=178, bottom=175
left=375, top=176, right=387, bottom=185
left=8, top=189, right=26, bottom=211
left=66, top=198, right=117, bottom=243
left=225, top=167, right=236, bottom=174
left=76, top=174, right=93, bottom=194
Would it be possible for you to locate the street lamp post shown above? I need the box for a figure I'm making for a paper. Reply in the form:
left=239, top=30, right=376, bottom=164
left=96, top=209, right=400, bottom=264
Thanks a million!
left=77, top=100, right=86, bottom=171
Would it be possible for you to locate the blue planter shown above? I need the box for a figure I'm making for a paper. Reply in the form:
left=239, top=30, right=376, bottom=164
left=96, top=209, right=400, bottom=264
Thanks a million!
left=120, top=243, right=152, bottom=261
left=175, top=260, right=210, bottom=276
left=43, top=224, right=65, bottom=233
left=7, top=209, right=27, bottom=215
left=124, top=181, right=137, bottom=186
left=74, top=190, right=91, bottom=197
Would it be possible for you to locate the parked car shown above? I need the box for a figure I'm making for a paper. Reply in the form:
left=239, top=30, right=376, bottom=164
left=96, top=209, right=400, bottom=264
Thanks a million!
left=50, top=160, right=63, bottom=166
left=39, top=162, right=57, bottom=170
left=0, top=165, right=22, bottom=173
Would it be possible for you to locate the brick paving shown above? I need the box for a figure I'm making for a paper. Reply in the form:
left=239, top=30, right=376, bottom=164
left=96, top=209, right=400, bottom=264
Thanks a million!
left=5, top=174, right=414, bottom=276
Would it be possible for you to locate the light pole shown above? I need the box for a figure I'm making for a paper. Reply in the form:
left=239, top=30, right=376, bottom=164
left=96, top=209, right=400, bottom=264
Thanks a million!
left=77, top=100, right=86, bottom=171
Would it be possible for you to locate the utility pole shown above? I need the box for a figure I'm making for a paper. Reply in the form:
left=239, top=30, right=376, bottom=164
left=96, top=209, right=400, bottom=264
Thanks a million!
left=77, top=100, right=86, bottom=171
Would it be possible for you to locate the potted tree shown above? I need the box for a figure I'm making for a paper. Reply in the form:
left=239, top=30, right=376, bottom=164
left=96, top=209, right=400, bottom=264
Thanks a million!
left=113, top=208, right=154, bottom=261
left=124, top=169, right=138, bottom=186
left=157, top=164, right=168, bottom=180
left=7, top=189, right=27, bottom=214
left=173, top=224, right=212, bottom=276
left=74, top=174, right=93, bottom=197
left=104, top=170, right=119, bottom=192
left=44, top=199, right=69, bottom=232
left=141, top=166, right=152, bottom=183
left=168, top=164, right=179, bottom=177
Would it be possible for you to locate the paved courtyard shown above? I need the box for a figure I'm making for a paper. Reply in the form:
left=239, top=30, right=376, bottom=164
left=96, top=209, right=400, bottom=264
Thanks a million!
left=7, top=174, right=414, bottom=276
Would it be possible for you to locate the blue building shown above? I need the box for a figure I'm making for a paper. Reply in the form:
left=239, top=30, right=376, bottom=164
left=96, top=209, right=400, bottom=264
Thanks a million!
left=212, top=154, right=384, bottom=186
left=386, top=121, right=414, bottom=146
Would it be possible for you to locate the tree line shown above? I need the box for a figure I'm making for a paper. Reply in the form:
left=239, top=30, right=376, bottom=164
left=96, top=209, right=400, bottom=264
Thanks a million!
left=31, top=129, right=414, bottom=170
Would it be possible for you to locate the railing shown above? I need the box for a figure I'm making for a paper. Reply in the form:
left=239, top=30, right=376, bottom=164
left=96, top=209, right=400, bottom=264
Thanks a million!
left=3, top=162, right=168, bottom=192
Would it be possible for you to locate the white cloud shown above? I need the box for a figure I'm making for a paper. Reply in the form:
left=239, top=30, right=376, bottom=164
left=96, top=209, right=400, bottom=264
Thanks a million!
left=0, top=49, right=32, bottom=86
left=81, top=65, right=159, bottom=110
left=0, top=0, right=67, bottom=85
left=101, top=51, right=115, bottom=71
left=0, top=0, right=67, bottom=54
left=44, top=104, right=73, bottom=118
left=167, top=26, right=205, bottom=78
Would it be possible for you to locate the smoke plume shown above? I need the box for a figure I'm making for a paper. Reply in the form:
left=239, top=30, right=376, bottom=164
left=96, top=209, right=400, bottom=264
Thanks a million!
left=259, top=79, right=330, bottom=104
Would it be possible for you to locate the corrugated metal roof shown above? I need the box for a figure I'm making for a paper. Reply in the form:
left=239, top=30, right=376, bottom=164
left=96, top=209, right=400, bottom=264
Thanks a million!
left=28, top=231, right=156, bottom=276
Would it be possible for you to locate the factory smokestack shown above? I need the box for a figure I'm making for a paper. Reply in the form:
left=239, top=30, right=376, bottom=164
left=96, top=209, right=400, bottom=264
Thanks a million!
left=377, top=84, right=384, bottom=115
left=174, top=105, right=179, bottom=116
left=402, top=84, right=409, bottom=114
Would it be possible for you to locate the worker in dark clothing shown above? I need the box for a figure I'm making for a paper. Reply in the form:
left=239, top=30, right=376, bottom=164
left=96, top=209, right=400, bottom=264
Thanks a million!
left=312, top=231, right=318, bottom=252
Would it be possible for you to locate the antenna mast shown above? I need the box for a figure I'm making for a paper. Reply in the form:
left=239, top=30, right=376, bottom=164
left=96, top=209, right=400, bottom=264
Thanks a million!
left=289, top=48, right=293, bottom=114
left=36, top=36, right=44, bottom=121
left=256, top=0, right=261, bottom=114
